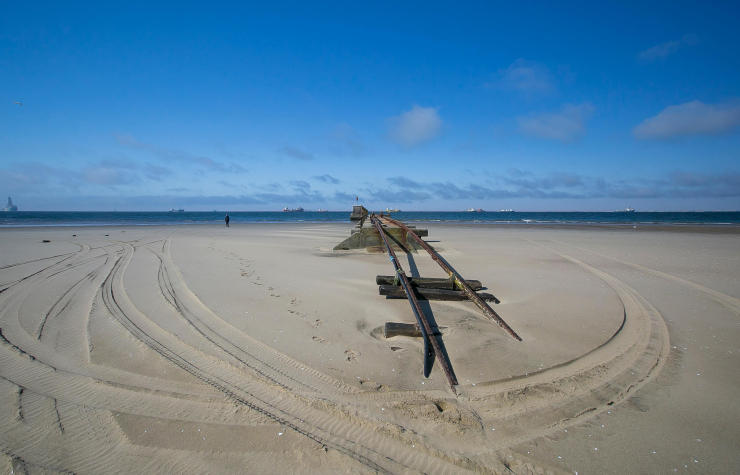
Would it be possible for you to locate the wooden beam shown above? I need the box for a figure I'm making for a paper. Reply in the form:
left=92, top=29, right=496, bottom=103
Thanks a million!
left=376, top=275, right=482, bottom=290
left=384, top=322, right=443, bottom=338
left=379, top=285, right=499, bottom=303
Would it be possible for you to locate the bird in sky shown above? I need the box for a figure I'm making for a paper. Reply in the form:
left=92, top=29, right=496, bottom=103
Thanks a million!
left=13, top=102, right=22, bottom=106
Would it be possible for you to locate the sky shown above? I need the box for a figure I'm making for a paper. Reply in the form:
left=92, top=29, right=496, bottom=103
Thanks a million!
left=2, top=1, right=739, bottom=211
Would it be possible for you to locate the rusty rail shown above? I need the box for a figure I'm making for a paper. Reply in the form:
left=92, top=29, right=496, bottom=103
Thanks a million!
left=370, top=214, right=458, bottom=392
left=379, top=215, right=522, bottom=341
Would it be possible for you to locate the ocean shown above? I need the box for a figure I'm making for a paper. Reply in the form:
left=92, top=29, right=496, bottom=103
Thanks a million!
left=1, top=210, right=739, bottom=227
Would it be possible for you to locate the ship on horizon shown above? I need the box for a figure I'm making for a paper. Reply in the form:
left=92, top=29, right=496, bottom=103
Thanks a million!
left=283, top=206, right=304, bottom=212
left=616, top=207, right=635, bottom=212
left=2, top=197, right=18, bottom=212
left=169, top=208, right=184, bottom=212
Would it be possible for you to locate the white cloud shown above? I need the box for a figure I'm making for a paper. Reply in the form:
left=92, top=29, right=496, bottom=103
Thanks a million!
left=638, top=34, right=701, bottom=61
left=388, top=105, right=442, bottom=148
left=517, top=103, right=594, bottom=143
left=633, top=100, right=740, bottom=140
left=487, top=59, right=556, bottom=95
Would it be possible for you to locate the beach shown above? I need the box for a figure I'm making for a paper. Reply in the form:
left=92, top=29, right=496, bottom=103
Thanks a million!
left=0, top=222, right=738, bottom=474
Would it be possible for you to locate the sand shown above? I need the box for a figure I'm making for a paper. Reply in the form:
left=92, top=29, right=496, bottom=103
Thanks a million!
left=0, top=222, right=738, bottom=474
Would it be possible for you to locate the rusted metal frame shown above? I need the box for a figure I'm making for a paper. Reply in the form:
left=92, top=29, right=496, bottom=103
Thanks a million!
left=379, top=216, right=522, bottom=342
left=370, top=215, right=432, bottom=377
left=370, top=214, right=459, bottom=392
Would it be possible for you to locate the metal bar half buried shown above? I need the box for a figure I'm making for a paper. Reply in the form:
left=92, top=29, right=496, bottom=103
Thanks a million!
left=370, top=214, right=458, bottom=392
left=379, top=216, right=522, bottom=342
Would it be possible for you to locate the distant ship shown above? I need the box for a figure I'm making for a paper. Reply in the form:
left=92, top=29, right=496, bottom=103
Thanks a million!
left=283, top=206, right=304, bottom=212
left=466, top=208, right=485, bottom=212
left=386, top=207, right=401, bottom=213
left=169, top=208, right=184, bottom=212
left=500, top=208, right=515, bottom=212
left=616, top=207, right=635, bottom=212
left=2, top=197, right=18, bottom=212
left=317, top=209, right=328, bottom=212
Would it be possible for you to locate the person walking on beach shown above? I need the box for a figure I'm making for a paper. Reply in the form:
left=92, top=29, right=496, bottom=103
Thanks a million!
left=225, top=214, right=230, bottom=227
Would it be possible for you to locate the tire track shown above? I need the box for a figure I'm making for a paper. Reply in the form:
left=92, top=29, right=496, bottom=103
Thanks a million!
left=104, top=241, right=472, bottom=474
left=459, top=239, right=670, bottom=448
left=148, top=238, right=356, bottom=398
left=0, top=244, right=228, bottom=403
left=548, top=238, right=740, bottom=314
left=0, top=377, right=254, bottom=475
left=0, top=251, right=76, bottom=271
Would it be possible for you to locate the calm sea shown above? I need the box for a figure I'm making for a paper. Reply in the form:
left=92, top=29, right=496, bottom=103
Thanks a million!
left=1, top=210, right=739, bottom=227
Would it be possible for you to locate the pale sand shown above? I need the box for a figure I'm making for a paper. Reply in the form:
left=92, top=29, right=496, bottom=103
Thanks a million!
left=0, top=223, right=738, bottom=474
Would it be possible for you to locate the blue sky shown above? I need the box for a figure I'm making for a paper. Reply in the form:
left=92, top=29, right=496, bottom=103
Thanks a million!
left=2, top=1, right=739, bottom=211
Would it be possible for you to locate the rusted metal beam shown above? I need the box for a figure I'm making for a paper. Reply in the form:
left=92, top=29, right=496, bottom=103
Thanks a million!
left=379, top=216, right=522, bottom=342
left=370, top=214, right=458, bottom=392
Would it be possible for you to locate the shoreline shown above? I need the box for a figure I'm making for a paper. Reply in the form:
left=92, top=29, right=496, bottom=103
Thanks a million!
left=2, top=221, right=740, bottom=235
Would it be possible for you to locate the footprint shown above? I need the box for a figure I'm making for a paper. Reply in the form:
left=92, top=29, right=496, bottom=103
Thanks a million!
left=270, top=294, right=281, bottom=298
left=314, top=319, right=324, bottom=326
left=344, top=350, right=358, bottom=362
left=268, top=287, right=274, bottom=291
left=288, top=310, right=307, bottom=317
left=390, top=346, right=404, bottom=352
left=312, top=336, right=331, bottom=344
left=252, top=282, right=263, bottom=286
left=290, top=298, right=300, bottom=305
left=359, top=380, right=385, bottom=391
left=241, top=270, right=255, bottom=277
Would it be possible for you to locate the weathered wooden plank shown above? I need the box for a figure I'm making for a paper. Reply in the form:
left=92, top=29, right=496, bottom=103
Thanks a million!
left=376, top=275, right=482, bottom=290
left=378, top=285, right=499, bottom=303
left=384, top=322, right=443, bottom=338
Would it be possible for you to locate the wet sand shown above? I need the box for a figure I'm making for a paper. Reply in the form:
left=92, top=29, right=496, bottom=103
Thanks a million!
left=0, top=223, right=738, bottom=474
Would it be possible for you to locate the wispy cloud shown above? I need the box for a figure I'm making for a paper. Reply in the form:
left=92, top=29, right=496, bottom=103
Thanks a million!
left=387, top=105, right=442, bottom=148
left=363, top=187, right=432, bottom=203
left=312, top=174, right=340, bottom=184
left=486, top=59, right=556, bottom=96
left=0, top=159, right=148, bottom=193
left=504, top=171, right=584, bottom=189
left=324, top=124, right=368, bottom=158
left=217, top=180, right=242, bottom=190
left=388, top=177, right=423, bottom=189
left=633, top=100, right=740, bottom=140
left=334, top=191, right=358, bottom=202
left=7, top=168, right=740, bottom=210
left=278, top=146, right=315, bottom=160
left=290, top=180, right=311, bottom=191
left=115, top=134, right=248, bottom=173
left=82, top=165, right=140, bottom=186
left=143, top=163, right=170, bottom=181
left=638, top=34, right=701, bottom=61
left=355, top=169, right=740, bottom=203
left=517, top=103, right=594, bottom=142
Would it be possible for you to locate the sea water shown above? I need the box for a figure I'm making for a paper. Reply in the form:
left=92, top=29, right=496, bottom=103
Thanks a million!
left=1, top=210, right=739, bottom=227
